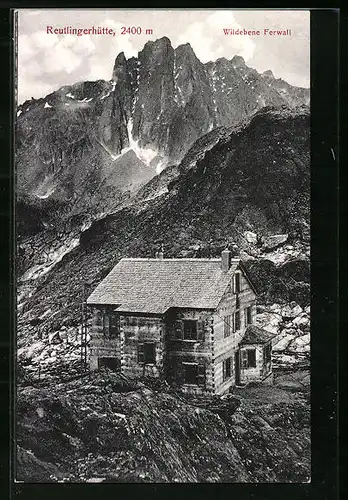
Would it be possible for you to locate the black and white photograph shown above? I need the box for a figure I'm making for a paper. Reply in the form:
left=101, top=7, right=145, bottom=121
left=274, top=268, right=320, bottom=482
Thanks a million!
left=15, top=9, right=311, bottom=483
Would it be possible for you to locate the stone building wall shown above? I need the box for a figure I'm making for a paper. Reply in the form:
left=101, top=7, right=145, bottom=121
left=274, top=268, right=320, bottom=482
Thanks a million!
left=213, top=270, right=257, bottom=394
left=89, top=306, right=121, bottom=370
left=164, top=308, right=215, bottom=395
left=121, top=314, right=164, bottom=378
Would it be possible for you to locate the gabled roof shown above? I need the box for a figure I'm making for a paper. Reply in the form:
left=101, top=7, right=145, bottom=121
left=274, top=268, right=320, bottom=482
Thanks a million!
left=240, top=325, right=276, bottom=345
left=87, top=257, right=240, bottom=314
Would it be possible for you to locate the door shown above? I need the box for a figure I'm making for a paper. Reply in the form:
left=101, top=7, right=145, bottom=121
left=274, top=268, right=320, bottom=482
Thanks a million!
left=235, top=351, right=240, bottom=385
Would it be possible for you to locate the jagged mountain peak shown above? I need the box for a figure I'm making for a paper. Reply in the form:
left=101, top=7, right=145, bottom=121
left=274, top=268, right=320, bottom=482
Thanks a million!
left=16, top=36, right=310, bottom=233
left=114, top=51, right=127, bottom=65
left=231, top=55, right=246, bottom=67
left=175, top=42, right=195, bottom=55
left=141, top=36, right=172, bottom=55
left=215, top=57, right=230, bottom=65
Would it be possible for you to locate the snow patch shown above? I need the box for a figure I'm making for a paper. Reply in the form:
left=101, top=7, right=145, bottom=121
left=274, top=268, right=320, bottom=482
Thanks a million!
left=35, top=185, right=56, bottom=199
left=44, top=102, right=52, bottom=109
left=96, top=138, right=122, bottom=161
left=17, top=109, right=22, bottom=117
left=100, top=81, right=116, bottom=100
left=65, top=92, right=75, bottom=99
left=77, top=97, right=93, bottom=103
left=126, top=119, right=159, bottom=167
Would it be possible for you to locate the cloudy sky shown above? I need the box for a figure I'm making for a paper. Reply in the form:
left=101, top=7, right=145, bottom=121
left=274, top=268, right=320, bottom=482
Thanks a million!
left=17, top=9, right=310, bottom=104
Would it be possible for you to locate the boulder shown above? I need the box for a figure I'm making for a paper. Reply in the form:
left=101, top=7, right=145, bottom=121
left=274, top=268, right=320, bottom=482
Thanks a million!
left=240, top=250, right=255, bottom=260
left=288, top=334, right=310, bottom=353
left=59, top=331, right=68, bottom=343
left=292, top=313, right=309, bottom=327
left=290, top=304, right=303, bottom=318
left=272, top=332, right=294, bottom=351
left=270, top=303, right=282, bottom=313
left=256, top=312, right=281, bottom=334
left=244, top=231, right=257, bottom=244
left=262, top=234, right=288, bottom=252
left=48, top=332, right=62, bottom=345
left=281, top=304, right=293, bottom=319
left=282, top=327, right=297, bottom=336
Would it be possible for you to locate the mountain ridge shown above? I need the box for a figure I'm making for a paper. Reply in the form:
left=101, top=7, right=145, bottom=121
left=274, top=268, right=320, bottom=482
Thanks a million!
left=17, top=106, right=310, bottom=338
left=16, top=37, right=309, bottom=217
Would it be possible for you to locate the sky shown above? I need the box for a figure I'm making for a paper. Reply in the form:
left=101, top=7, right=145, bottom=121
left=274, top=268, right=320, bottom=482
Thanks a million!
left=17, top=9, right=310, bottom=104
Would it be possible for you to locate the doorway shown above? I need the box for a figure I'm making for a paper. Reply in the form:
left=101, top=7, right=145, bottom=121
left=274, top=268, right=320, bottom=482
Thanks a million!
left=235, top=351, right=240, bottom=385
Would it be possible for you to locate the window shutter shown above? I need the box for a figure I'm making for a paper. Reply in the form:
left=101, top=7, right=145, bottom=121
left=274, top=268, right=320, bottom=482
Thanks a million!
left=197, top=320, right=205, bottom=341
left=225, top=357, right=232, bottom=379
left=197, top=364, right=206, bottom=385
left=138, top=343, right=144, bottom=363
left=96, top=309, right=103, bottom=326
left=235, top=310, right=241, bottom=331
left=174, top=320, right=184, bottom=340
left=103, top=313, right=110, bottom=336
left=109, top=314, right=119, bottom=337
left=241, top=350, right=248, bottom=368
left=235, top=272, right=241, bottom=293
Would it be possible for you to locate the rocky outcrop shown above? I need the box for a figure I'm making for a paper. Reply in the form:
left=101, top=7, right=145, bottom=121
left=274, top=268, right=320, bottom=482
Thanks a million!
left=16, top=38, right=309, bottom=229
left=257, top=302, right=310, bottom=369
left=262, top=234, right=288, bottom=252
left=244, top=255, right=310, bottom=307
left=17, top=107, right=310, bottom=349
left=16, top=369, right=310, bottom=483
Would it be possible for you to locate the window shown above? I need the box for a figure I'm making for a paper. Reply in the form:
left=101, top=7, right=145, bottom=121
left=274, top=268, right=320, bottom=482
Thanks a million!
left=138, top=342, right=156, bottom=364
left=224, top=315, right=231, bottom=338
left=183, top=362, right=205, bottom=385
left=98, top=357, right=121, bottom=371
left=263, top=343, right=271, bottom=364
left=183, top=320, right=198, bottom=340
left=234, top=310, right=241, bottom=332
left=234, top=273, right=241, bottom=293
left=103, top=312, right=120, bottom=338
left=223, top=357, right=232, bottom=381
left=244, top=306, right=252, bottom=326
left=241, top=348, right=256, bottom=368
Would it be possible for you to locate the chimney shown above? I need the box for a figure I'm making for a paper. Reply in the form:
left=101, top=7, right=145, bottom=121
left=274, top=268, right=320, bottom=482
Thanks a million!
left=158, top=243, right=164, bottom=260
left=221, top=248, right=232, bottom=272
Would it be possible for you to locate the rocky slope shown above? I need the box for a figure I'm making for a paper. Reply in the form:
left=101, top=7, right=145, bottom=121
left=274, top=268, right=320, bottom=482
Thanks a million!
left=16, top=40, right=311, bottom=484
left=16, top=369, right=310, bottom=483
left=16, top=106, right=310, bottom=385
